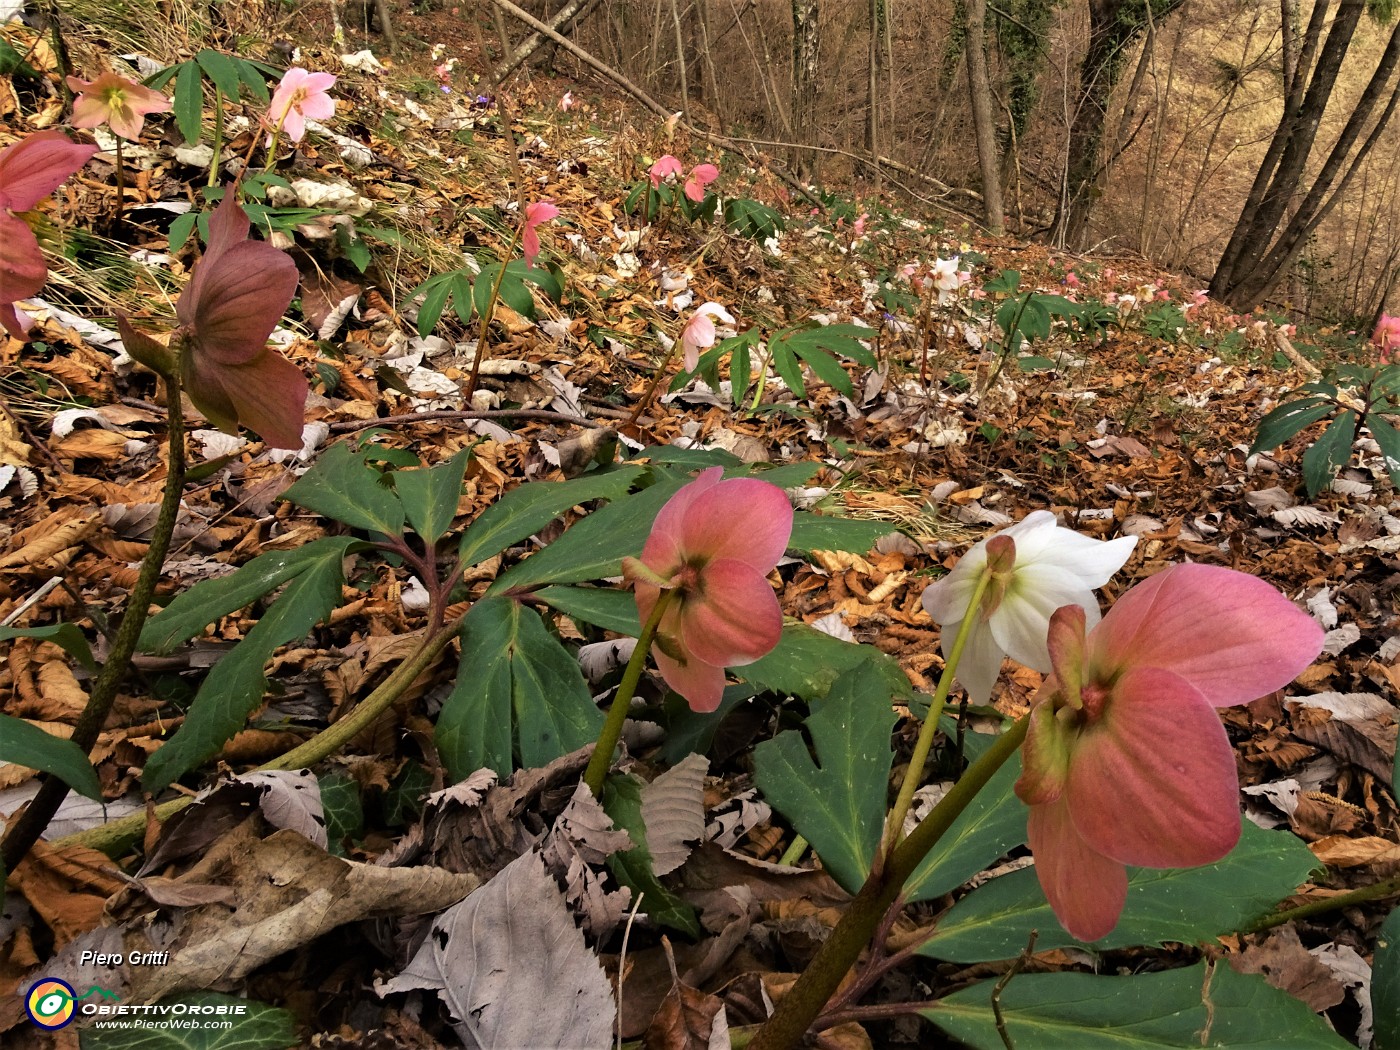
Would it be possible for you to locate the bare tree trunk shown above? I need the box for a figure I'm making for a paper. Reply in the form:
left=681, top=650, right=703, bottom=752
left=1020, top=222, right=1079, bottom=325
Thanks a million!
left=671, top=0, right=689, bottom=119
left=1210, top=0, right=1360, bottom=301
left=1223, top=18, right=1400, bottom=310
left=1057, top=0, right=1187, bottom=248
left=791, top=0, right=821, bottom=178
left=965, top=0, right=1004, bottom=233
left=492, top=0, right=605, bottom=84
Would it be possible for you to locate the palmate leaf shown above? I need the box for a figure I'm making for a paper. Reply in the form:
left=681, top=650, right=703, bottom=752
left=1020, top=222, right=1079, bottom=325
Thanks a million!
left=753, top=669, right=896, bottom=893
left=458, top=465, right=645, bottom=570
left=142, top=541, right=351, bottom=792
left=139, top=538, right=365, bottom=654
left=918, top=821, right=1319, bottom=962
left=1250, top=396, right=1336, bottom=454
left=435, top=597, right=602, bottom=778
left=1374, top=905, right=1400, bottom=1050
left=280, top=440, right=405, bottom=536
left=392, top=448, right=472, bottom=548
left=768, top=323, right=877, bottom=398
left=1301, top=409, right=1356, bottom=496
left=924, top=961, right=1351, bottom=1049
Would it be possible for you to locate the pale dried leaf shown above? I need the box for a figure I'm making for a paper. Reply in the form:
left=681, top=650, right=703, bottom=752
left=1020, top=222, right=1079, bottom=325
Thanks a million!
left=1306, top=588, right=1339, bottom=630
left=1322, top=623, right=1361, bottom=656
left=236, top=769, right=328, bottom=848
left=642, top=754, right=709, bottom=877
left=130, top=830, right=478, bottom=1001
left=378, top=849, right=613, bottom=1049
left=1272, top=505, right=1339, bottom=528
left=1244, top=486, right=1295, bottom=512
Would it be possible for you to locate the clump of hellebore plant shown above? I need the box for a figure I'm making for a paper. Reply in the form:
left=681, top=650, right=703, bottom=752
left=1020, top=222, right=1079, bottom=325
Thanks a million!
left=0, top=131, right=98, bottom=340
left=584, top=468, right=792, bottom=796
left=1015, top=563, right=1324, bottom=940
left=921, top=510, right=1137, bottom=706
left=119, top=192, right=306, bottom=449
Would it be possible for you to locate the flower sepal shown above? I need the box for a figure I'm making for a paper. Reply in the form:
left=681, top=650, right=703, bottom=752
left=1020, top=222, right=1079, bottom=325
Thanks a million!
left=116, top=313, right=178, bottom=378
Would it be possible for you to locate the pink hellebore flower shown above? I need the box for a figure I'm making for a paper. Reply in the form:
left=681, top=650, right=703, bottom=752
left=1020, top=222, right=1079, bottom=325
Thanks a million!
left=0, top=131, right=98, bottom=341
left=1372, top=314, right=1400, bottom=363
left=921, top=511, right=1137, bottom=705
left=1015, top=564, right=1323, bottom=942
left=627, top=467, right=793, bottom=712
left=522, top=200, right=560, bottom=269
left=118, top=194, right=306, bottom=449
left=649, top=154, right=683, bottom=188
left=67, top=72, right=172, bottom=141
left=679, top=301, right=735, bottom=371
left=266, top=68, right=336, bottom=145
left=559, top=91, right=575, bottom=111
left=683, top=163, right=719, bottom=203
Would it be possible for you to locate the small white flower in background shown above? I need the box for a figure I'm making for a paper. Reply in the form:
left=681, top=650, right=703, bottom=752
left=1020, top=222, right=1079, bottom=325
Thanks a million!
left=921, top=511, right=1137, bottom=704
left=929, top=256, right=968, bottom=304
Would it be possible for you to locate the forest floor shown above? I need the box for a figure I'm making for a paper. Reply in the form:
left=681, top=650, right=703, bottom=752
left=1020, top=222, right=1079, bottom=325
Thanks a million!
left=0, top=6, right=1396, bottom=1049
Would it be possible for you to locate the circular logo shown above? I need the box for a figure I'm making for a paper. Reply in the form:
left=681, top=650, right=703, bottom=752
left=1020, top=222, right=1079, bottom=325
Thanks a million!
left=26, top=978, right=76, bottom=1030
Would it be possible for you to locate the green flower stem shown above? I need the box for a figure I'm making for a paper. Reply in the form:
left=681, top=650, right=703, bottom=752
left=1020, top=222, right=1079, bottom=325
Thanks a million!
left=1, top=385, right=186, bottom=872
left=261, top=617, right=463, bottom=772
left=461, top=228, right=523, bottom=405
left=747, top=714, right=1029, bottom=1050
left=778, top=834, right=809, bottom=867
left=885, top=568, right=994, bottom=850
left=583, top=590, right=675, bottom=797
left=1239, top=871, right=1400, bottom=934
left=55, top=616, right=465, bottom=858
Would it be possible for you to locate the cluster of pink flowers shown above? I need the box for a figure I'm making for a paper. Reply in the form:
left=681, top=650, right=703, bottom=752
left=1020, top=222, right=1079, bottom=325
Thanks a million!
left=649, top=155, right=719, bottom=202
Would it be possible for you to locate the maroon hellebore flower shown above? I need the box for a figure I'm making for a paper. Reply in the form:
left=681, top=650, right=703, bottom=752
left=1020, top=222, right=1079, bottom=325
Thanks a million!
left=627, top=467, right=793, bottom=712
left=0, top=131, right=98, bottom=340
left=118, top=193, right=306, bottom=449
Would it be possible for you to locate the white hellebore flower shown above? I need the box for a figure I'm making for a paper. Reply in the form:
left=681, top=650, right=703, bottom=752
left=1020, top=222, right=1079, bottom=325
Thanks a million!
left=921, top=511, right=1137, bottom=704
left=679, top=301, right=736, bottom=371
left=929, top=256, right=967, bottom=303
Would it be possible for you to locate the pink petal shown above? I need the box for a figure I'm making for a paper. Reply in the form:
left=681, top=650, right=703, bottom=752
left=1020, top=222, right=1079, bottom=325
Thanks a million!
left=179, top=193, right=253, bottom=321
left=107, top=104, right=144, bottom=142
left=0, top=210, right=47, bottom=306
left=1087, top=564, right=1323, bottom=707
left=526, top=200, right=560, bottom=226
left=0, top=130, right=98, bottom=212
left=670, top=476, right=793, bottom=570
left=642, top=467, right=725, bottom=574
left=678, top=558, right=783, bottom=668
left=1028, top=796, right=1129, bottom=942
left=68, top=95, right=109, bottom=130
left=0, top=302, right=30, bottom=340
left=651, top=645, right=728, bottom=713
left=297, top=93, right=336, bottom=122
left=522, top=225, right=541, bottom=269
left=279, top=108, right=307, bottom=143
left=1066, top=666, right=1241, bottom=868
left=1015, top=694, right=1072, bottom=806
left=301, top=72, right=337, bottom=93
left=222, top=355, right=309, bottom=450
